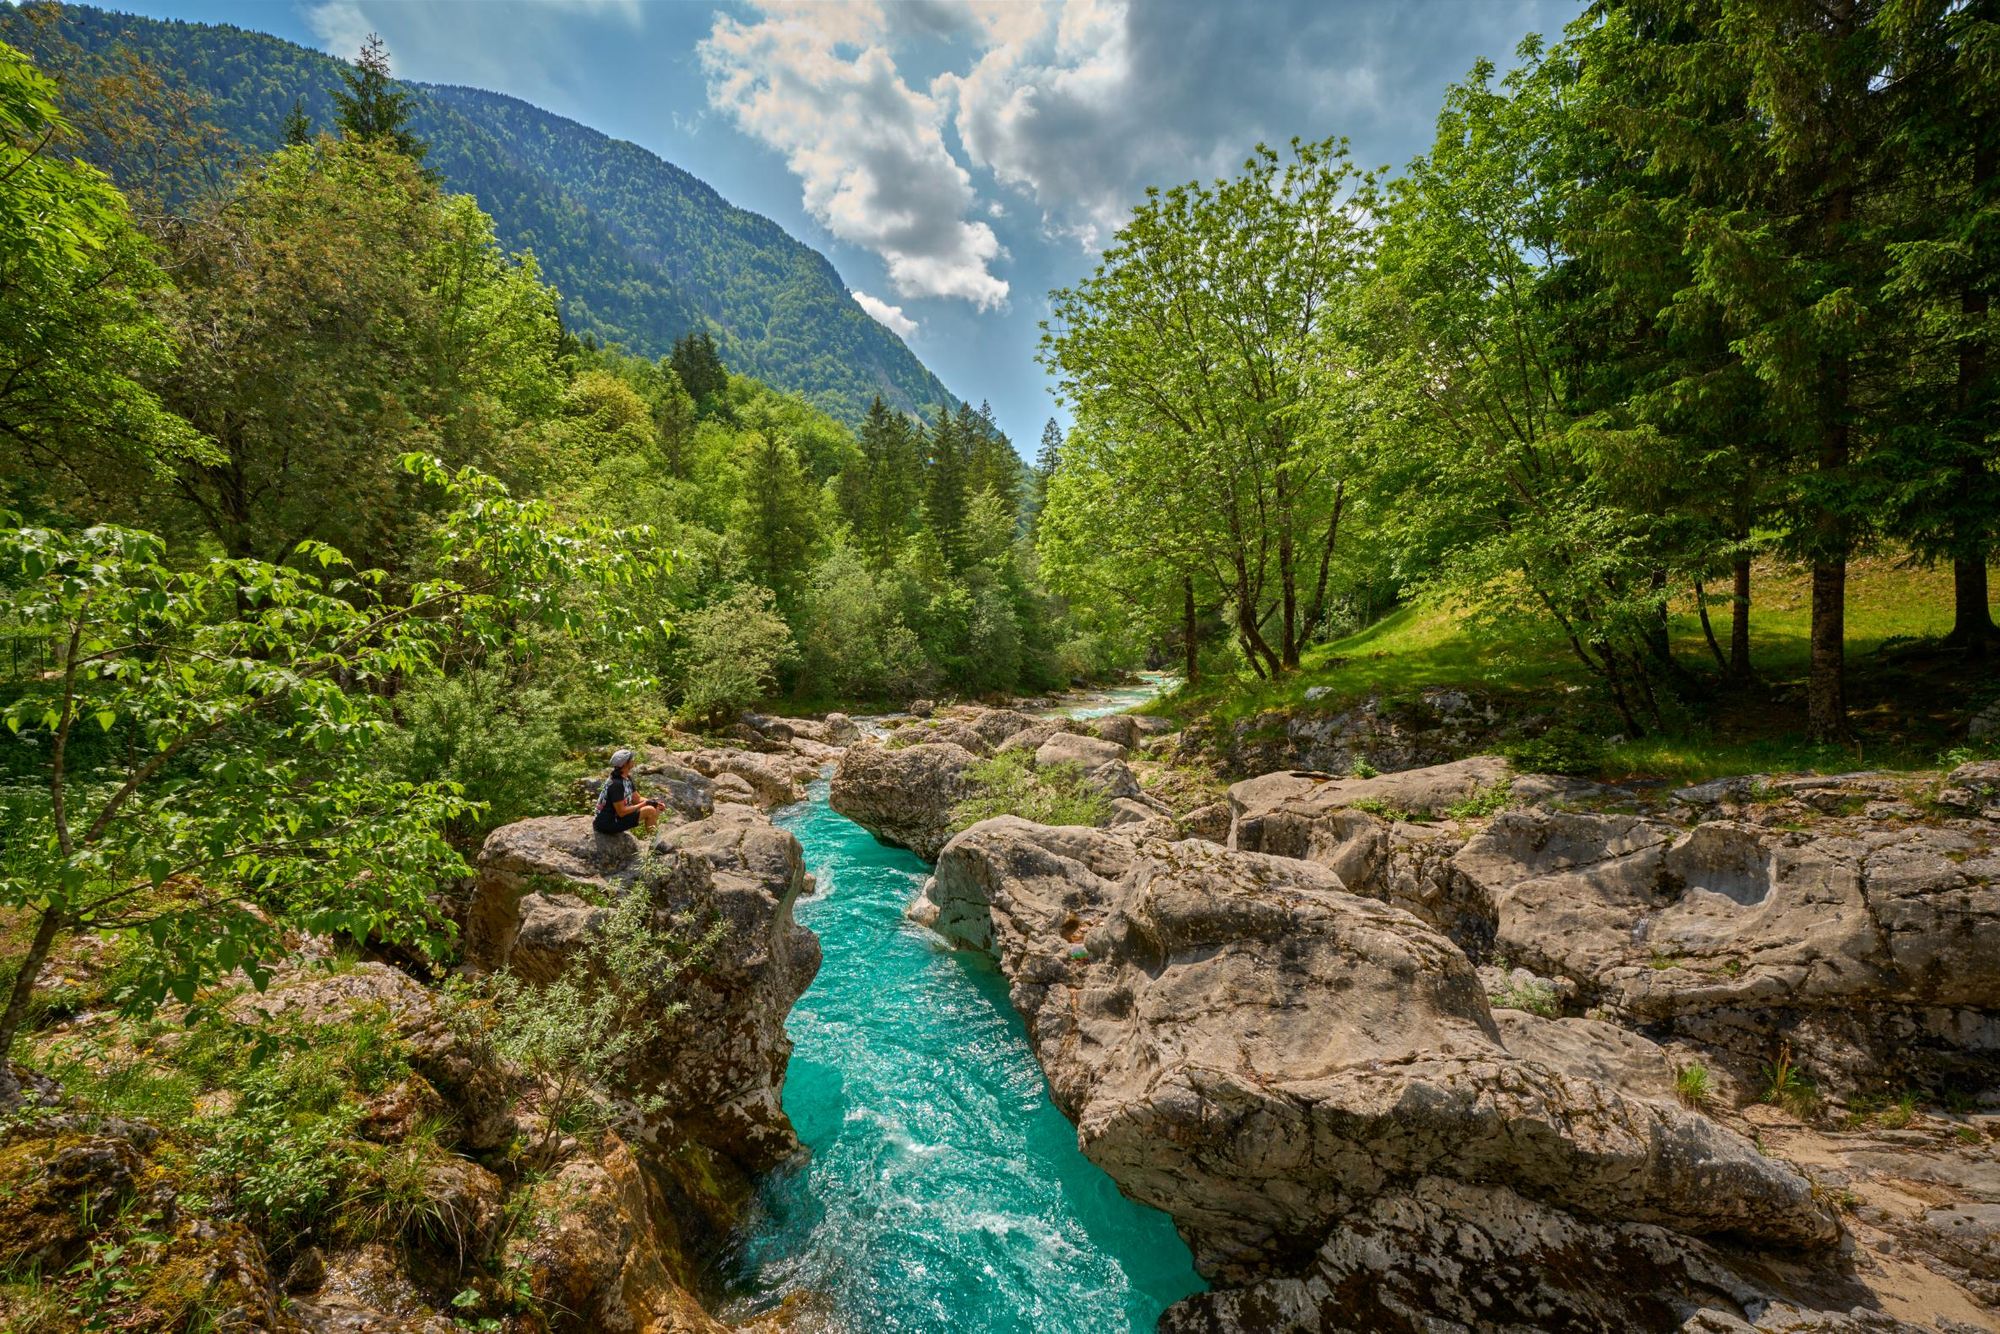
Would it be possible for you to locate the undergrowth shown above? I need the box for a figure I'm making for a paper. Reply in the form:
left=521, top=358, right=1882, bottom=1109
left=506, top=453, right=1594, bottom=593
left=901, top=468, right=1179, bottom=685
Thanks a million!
left=950, top=751, right=1111, bottom=832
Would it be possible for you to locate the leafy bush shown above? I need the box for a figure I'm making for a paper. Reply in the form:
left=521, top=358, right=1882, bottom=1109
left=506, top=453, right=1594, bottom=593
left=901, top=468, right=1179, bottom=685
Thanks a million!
left=950, top=751, right=1110, bottom=832
left=1487, top=976, right=1559, bottom=1017
left=382, top=668, right=568, bottom=838
left=1445, top=781, right=1512, bottom=820
left=677, top=585, right=795, bottom=728
left=1507, top=725, right=1606, bottom=777
left=469, top=880, right=723, bottom=1155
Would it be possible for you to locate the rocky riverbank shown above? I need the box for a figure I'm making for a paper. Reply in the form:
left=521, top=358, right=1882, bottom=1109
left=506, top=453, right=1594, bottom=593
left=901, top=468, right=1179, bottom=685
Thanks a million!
left=822, top=702, right=2000, bottom=1331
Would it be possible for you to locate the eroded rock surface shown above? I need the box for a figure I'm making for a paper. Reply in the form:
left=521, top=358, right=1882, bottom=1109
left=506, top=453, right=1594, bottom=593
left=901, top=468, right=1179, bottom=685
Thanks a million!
left=829, top=740, right=979, bottom=861
left=469, top=808, right=821, bottom=1174
left=919, top=818, right=1835, bottom=1286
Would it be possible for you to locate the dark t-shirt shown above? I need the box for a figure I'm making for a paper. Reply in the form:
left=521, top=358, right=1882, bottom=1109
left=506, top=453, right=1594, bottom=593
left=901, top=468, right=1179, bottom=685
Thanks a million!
left=593, top=770, right=634, bottom=833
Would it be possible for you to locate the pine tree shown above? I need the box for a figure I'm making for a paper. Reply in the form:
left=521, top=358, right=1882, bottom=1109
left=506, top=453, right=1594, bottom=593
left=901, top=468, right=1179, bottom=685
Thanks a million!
left=1029, top=418, right=1063, bottom=528
left=924, top=405, right=970, bottom=573
left=332, top=33, right=425, bottom=161
left=670, top=330, right=729, bottom=412
left=282, top=96, right=312, bottom=146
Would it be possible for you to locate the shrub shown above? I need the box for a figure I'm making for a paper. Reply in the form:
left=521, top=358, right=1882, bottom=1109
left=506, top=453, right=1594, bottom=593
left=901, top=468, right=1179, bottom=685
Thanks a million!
left=1760, top=1042, right=1819, bottom=1120
left=1348, top=758, right=1380, bottom=779
left=950, top=751, right=1110, bottom=832
left=1445, top=781, right=1512, bottom=820
left=676, top=585, right=795, bottom=728
left=470, top=881, right=723, bottom=1155
left=382, top=668, right=568, bottom=837
left=1507, top=725, right=1605, bottom=777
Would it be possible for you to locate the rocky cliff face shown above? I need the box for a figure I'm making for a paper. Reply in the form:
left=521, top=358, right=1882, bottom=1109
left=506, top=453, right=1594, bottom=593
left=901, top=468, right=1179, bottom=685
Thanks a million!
left=913, top=756, right=2000, bottom=1332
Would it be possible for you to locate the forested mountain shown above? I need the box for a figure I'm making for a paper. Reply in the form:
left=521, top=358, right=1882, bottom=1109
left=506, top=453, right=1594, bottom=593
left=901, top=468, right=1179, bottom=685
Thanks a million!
left=0, top=3, right=957, bottom=428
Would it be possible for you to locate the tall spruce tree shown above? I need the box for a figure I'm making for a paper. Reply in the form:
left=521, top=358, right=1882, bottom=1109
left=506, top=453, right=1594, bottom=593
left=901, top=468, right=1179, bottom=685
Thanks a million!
left=331, top=33, right=424, bottom=161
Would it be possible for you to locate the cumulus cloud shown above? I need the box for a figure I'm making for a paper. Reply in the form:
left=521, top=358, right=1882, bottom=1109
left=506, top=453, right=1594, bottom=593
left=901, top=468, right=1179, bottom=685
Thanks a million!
left=700, top=3, right=1009, bottom=309
left=306, top=2, right=374, bottom=60
left=852, top=290, right=918, bottom=339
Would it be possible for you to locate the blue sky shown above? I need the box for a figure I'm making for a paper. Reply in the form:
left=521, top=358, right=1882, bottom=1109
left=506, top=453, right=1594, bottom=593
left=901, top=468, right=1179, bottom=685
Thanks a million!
left=106, top=0, right=1582, bottom=452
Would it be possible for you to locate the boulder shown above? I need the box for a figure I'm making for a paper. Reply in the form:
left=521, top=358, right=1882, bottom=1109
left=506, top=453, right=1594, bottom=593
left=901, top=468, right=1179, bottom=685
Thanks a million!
left=631, top=751, right=716, bottom=820
left=829, top=742, right=979, bottom=861
left=712, top=773, right=758, bottom=806
left=922, top=817, right=1835, bottom=1284
left=469, top=806, right=821, bottom=1173
left=1177, top=801, right=1232, bottom=845
left=966, top=708, right=1038, bottom=746
left=996, top=720, right=1067, bottom=755
left=681, top=747, right=813, bottom=808
left=908, top=698, right=936, bottom=718
left=464, top=817, right=640, bottom=970
left=1230, top=755, right=1512, bottom=846
left=1034, top=732, right=1129, bottom=771
left=1454, top=809, right=2000, bottom=1091
left=1093, top=714, right=1141, bottom=750
left=1940, top=760, right=2000, bottom=817
left=1160, top=1178, right=1887, bottom=1334
left=822, top=712, right=863, bottom=747
left=893, top=717, right=993, bottom=756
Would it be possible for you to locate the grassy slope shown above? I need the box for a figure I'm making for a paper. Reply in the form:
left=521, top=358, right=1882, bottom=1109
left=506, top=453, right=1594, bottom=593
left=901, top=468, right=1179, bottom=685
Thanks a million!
left=1159, top=555, right=2000, bottom=782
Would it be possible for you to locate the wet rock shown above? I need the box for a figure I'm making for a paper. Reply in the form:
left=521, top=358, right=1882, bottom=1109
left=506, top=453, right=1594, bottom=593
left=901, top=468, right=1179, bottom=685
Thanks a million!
left=922, top=817, right=1835, bottom=1284
left=830, top=741, right=978, bottom=861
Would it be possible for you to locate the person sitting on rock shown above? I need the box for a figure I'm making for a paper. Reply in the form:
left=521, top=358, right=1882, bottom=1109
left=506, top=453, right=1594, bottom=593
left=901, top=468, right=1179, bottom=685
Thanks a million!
left=594, top=747, right=666, bottom=836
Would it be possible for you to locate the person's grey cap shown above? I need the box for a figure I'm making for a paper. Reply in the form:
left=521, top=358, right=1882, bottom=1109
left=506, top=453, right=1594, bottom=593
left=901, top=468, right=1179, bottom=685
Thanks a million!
left=610, top=747, right=636, bottom=768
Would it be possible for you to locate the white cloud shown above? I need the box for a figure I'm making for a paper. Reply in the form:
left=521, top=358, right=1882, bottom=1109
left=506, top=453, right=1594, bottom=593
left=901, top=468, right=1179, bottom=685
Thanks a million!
left=852, top=290, right=918, bottom=339
left=306, top=2, right=374, bottom=60
left=699, top=2, right=1009, bottom=309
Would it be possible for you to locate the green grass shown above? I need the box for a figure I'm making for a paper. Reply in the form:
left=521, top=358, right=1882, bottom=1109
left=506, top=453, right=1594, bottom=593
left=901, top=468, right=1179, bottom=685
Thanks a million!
left=1153, top=554, right=1998, bottom=782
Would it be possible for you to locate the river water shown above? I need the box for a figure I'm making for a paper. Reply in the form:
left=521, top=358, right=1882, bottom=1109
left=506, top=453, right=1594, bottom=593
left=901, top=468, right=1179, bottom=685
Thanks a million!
left=720, top=674, right=1201, bottom=1333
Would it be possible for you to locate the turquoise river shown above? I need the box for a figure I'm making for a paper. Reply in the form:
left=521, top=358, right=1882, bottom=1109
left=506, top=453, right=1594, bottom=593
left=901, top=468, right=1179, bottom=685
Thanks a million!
left=721, top=679, right=1203, bottom=1332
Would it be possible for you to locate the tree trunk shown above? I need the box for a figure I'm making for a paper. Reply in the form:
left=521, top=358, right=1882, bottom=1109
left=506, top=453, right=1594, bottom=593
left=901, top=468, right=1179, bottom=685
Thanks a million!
left=1277, top=469, right=1300, bottom=671
left=1182, top=576, right=1199, bottom=684
left=1730, top=557, right=1753, bottom=679
left=1695, top=578, right=1729, bottom=674
left=0, top=908, right=62, bottom=1088
left=1807, top=558, right=1848, bottom=742
left=1949, top=557, right=1997, bottom=653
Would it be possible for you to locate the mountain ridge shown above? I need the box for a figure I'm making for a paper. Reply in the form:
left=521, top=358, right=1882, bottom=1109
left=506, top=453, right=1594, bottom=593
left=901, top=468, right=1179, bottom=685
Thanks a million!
left=4, top=4, right=958, bottom=428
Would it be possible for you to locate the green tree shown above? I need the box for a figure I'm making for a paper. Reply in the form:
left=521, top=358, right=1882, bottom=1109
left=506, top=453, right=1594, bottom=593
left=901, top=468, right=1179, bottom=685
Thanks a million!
left=331, top=32, right=424, bottom=161
left=157, top=137, right=560, bottom=570
left=0, top=456, right=665, bottom=1083
left=731, top=432, right=820, bottom=607
left=923, top=406, right=970, bottom=573
left=281, top=94, right=310, bottom=145
left=670, top=330, right=729, bottom=413
left=677, top=586, right=794, bottom=726
left=0, top=40, right=205, bottom=519
left=1042, top=138, right=1374, bottom=674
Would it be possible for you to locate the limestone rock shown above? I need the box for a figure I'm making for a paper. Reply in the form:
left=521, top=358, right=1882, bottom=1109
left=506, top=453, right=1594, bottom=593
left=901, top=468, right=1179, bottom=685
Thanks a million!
left=1178, top=801, right=1232, bottom=845
left=469, top=806, right=820, bottom=1173
left=631, top=752, right=716, bottom=820
left=1454, top=809, right=2000, bottom=1090
left=1093, top=714, right=1141, bottom=750
left=829, top=741, right=978, bottom=861
left=1159, top=1178, right=1897, bottom=1334
left=893, top=717, right=993, bottom=756
left=1229, top=755, right=1512, bottom=846
left=967, top=708, right=1038, bottom=746
left=922, top=817, right=1836, bottom=1282
left=1940, top=760, right=2000, bottom=816
left=822, top=712, right=863, bottom=746
left=1034, top=731, right=1129, bottom=771
left=680, top=747, right=813, bottom=808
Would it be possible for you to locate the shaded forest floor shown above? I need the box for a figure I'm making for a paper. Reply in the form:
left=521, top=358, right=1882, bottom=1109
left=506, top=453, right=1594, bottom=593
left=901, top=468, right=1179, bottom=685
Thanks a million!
left=1157, top=554, right=2000, bottom=783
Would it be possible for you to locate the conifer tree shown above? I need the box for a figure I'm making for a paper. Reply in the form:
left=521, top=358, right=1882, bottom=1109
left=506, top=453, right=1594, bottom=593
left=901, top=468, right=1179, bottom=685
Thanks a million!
left=282, top=96, right=311, bottom=145
left=670, top=330, right=729, bottom=412
left=332, top=34, right=425, bottom=161
left=924, top=404, right=970, bottom=572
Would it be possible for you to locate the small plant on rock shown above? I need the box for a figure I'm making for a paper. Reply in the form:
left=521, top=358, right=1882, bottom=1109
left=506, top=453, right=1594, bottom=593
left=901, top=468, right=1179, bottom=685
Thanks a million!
left=1348, top=757, right=1379, bottom=779
left=1488, top=977, right=1559, bottom=1018
left=1674, top=1062, right=1713, bottom=1111
left=1760, top=1042, right=1819, bottom=1120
